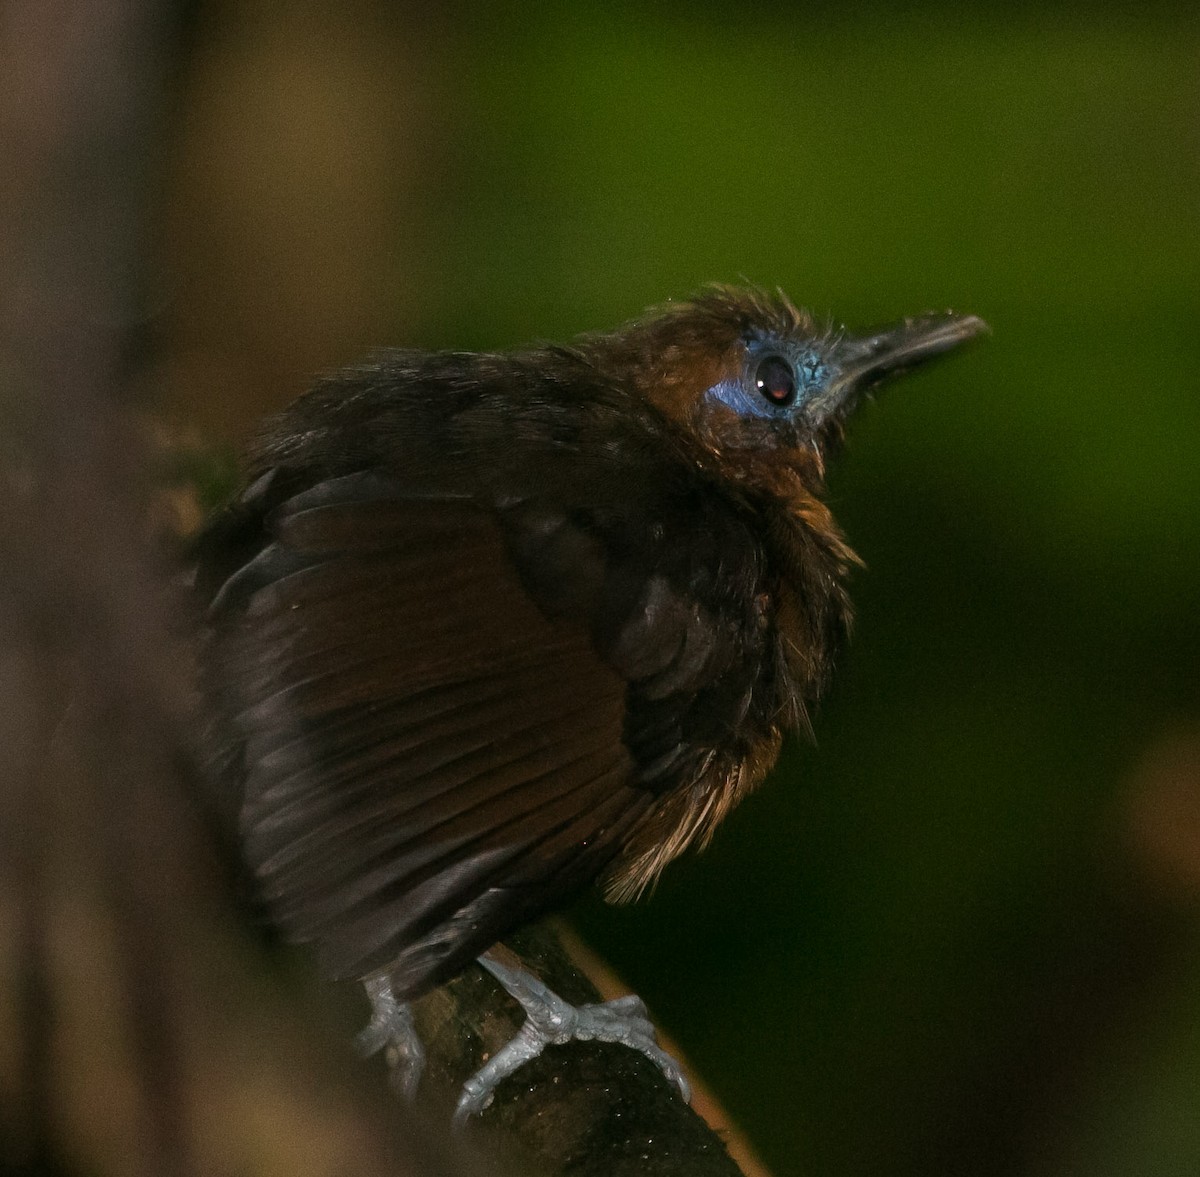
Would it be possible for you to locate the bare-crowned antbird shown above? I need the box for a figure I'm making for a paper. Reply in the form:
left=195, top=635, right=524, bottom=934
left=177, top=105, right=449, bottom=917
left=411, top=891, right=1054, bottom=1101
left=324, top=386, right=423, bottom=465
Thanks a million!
left=194, top=286, right=985, bottom=1117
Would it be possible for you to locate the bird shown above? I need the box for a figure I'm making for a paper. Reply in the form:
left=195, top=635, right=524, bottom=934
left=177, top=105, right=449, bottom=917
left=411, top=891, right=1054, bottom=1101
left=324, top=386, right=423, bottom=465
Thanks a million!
left=193, top=285, right=985, bottom=1117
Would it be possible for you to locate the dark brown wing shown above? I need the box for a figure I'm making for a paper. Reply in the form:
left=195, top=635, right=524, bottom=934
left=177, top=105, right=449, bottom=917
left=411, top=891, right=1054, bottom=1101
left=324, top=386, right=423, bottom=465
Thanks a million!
left=197, top=361, right=783, bottom=998
left=203, top=473, right=652, bottom=992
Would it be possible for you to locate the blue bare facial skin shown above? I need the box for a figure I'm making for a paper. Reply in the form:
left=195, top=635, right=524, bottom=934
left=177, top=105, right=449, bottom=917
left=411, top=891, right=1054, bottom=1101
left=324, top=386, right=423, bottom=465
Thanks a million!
left=704, top=336, right=837, bottom=422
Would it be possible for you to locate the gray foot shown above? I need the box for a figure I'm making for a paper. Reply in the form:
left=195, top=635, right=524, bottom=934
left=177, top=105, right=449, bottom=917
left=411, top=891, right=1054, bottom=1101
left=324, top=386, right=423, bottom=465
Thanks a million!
left=356, top=975, right=426, bottom=1099
left=454, top=953, right=691, bottom=1124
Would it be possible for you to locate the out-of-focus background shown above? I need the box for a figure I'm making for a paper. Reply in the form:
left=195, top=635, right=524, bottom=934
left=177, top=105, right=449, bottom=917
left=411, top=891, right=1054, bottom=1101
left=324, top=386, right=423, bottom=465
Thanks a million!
left=8, top=1, right=1200, bottom=1174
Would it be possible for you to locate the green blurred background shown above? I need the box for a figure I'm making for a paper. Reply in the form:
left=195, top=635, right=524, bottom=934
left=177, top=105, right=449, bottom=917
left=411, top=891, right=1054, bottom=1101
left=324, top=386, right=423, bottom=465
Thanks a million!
left=158, top=3, right=1200, bottom=1173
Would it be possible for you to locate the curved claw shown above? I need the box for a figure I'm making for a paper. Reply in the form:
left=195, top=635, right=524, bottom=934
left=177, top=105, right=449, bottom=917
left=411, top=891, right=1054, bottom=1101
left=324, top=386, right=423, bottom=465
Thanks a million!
left=454, top=1020, right=550, bottom=1123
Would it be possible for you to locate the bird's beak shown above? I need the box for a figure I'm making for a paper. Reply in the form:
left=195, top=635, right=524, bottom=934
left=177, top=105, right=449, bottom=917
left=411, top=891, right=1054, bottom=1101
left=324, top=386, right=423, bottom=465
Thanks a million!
left=809, top=312, right=989, bottom=424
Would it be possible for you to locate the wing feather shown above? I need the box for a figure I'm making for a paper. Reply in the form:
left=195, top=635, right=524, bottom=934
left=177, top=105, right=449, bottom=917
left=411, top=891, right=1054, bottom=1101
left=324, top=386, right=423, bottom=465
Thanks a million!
left=204, top=476, right=659, bottom=991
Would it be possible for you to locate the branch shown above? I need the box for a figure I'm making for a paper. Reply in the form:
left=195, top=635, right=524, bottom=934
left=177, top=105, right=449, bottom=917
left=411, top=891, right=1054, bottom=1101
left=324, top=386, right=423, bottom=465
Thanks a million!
left=390, top=920, right=750, bottom=1177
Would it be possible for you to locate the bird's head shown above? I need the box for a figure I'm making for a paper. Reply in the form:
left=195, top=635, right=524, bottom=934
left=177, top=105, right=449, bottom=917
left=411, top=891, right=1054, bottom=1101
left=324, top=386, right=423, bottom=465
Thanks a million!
left=574, top=285, right=987, bottom=490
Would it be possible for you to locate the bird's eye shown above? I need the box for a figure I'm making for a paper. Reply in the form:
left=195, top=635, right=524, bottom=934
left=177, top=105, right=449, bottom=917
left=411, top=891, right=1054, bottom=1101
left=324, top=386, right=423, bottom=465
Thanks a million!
left=753, top=353, right=797, bottom=408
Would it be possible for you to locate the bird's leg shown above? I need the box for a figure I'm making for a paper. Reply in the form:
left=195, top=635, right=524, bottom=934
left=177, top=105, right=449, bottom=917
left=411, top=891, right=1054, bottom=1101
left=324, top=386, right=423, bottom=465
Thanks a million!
left=454, top=951, right=691, bottom=1123
left=356, top=974, right=426, bottom=1099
